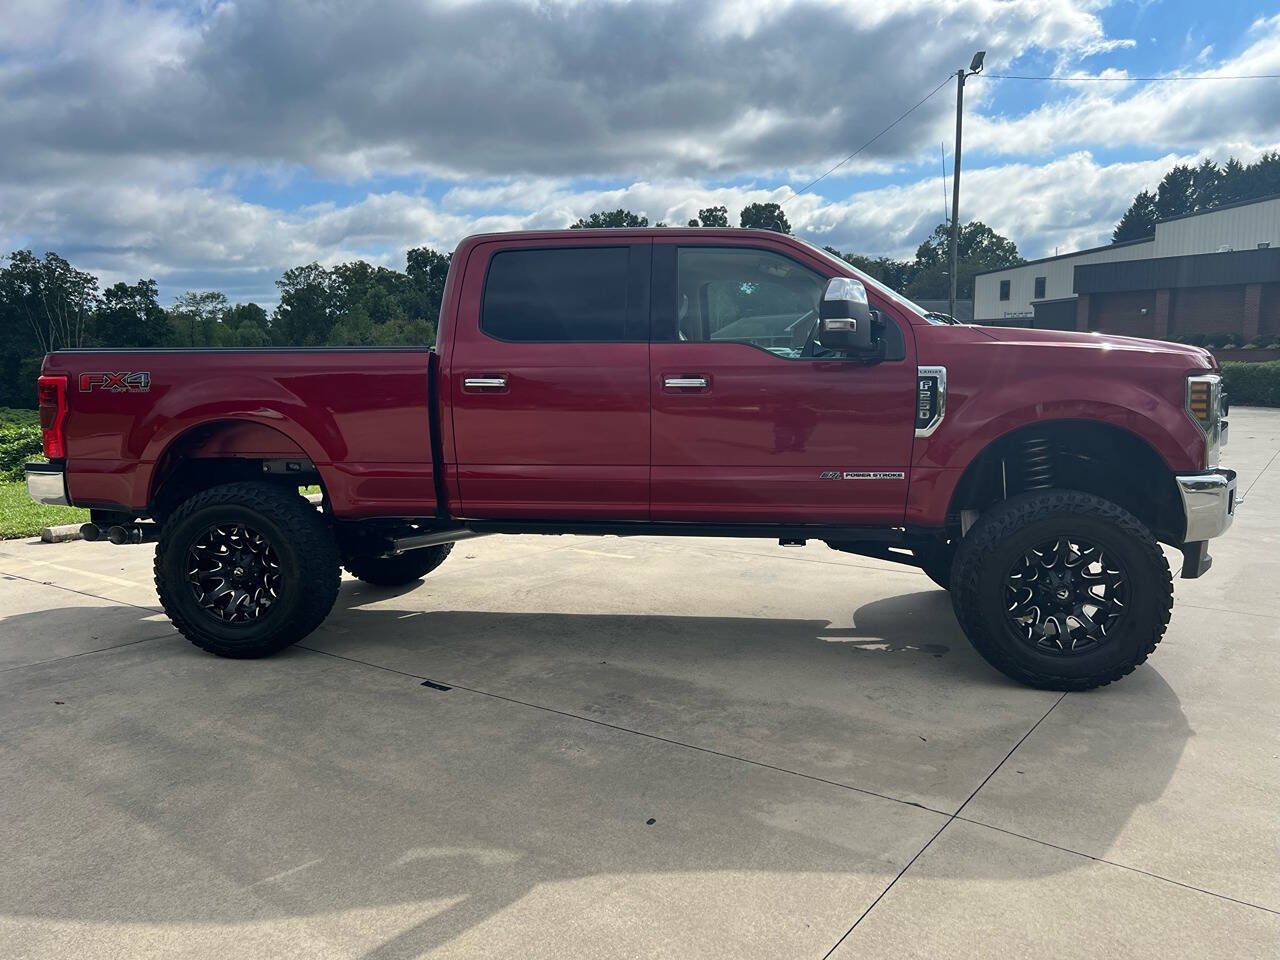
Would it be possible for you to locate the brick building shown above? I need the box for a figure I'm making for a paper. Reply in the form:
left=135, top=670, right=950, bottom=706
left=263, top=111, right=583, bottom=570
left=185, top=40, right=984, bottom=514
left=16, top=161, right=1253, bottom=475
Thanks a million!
left=973, top=195, right=1280, bottom=339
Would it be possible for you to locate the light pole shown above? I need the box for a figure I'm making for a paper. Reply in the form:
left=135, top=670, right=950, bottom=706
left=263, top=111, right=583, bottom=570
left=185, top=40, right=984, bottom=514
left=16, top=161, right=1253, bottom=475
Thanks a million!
left=948, top=50, right=985, bottom=321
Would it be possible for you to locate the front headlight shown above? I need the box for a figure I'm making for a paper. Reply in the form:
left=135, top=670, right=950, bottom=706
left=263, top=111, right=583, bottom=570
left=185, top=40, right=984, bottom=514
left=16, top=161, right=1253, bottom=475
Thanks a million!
left=1186, top=374, right=1225, bottom=468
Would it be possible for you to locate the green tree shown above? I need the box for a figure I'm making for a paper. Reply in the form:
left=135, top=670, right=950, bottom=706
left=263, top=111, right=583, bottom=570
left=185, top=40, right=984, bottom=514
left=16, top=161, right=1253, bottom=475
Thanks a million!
left=1154, top=164, right=1196, bottom=220
left=905, top=221, right=1023, bottom=300
left=406, top=247, right=451, bottom=331
left=687, top=205, right=729, bottom=228
left=1189, top=158, right=1222, bottom=212
left=738, top=202, right=791, bottom=233
left=93, top=279, right=171, bottom=347
left=1219, top=157, right=1250, bottom=204
left=1113, top=151, right=1280, bottom=241
left=273, top=263, right=337, bottom=345
left=170, top=291, right=229, bottom=347
left=222, top=302, right=270, bottom=347
left=0, top=250, right=99, bottom=354
left=1113, top=190, right=1158, bottom=242
left=823, top=248, right=918, bottom=290
left=570, top=209, right=649, bottom=229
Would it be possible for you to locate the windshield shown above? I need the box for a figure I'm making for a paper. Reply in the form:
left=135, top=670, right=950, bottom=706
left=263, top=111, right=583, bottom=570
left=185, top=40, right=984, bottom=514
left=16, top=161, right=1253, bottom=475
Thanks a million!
left=796, top=239, right=937, bottom=321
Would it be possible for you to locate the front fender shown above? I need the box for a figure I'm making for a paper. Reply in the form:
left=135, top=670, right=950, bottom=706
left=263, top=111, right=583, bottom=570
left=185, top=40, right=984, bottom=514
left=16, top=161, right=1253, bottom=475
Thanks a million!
left=907, top=369, right=1203, bottom=528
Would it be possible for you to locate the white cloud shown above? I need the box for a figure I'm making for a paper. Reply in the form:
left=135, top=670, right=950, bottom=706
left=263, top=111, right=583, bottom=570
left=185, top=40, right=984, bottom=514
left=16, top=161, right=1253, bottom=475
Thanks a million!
left=1, top=149, right=1219, bottom=306
left=0, top=1, right=1275, bottom=306
left=968, top=13, right=1280, bottom=158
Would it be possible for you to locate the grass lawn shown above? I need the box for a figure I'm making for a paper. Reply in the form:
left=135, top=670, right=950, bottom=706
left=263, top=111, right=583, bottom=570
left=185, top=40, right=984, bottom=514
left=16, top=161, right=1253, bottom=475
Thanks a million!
left=0, top=481, right=89, bottom=539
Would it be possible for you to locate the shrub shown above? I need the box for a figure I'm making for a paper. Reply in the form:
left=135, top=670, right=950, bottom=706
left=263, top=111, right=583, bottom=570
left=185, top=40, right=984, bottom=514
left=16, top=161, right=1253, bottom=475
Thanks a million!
left=0, top=407, right=38, bottom=429
left=1202, top=332, right=1242, bottom=350
left=1221, top=361, right=1280, bottom=407
left=0, top=423, right=43, bottom=482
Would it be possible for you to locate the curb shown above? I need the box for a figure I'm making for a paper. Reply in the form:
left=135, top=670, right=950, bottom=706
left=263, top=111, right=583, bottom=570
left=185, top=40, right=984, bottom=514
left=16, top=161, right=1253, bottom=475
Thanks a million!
left=41, top=524, right=84, bottom=544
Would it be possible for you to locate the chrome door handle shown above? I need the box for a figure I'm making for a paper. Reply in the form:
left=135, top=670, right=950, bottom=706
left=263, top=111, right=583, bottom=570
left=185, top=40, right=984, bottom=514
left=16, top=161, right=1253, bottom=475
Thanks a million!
left=664, top=376, right=709, bottom=389
left=464, top=376, right=508, bottom=389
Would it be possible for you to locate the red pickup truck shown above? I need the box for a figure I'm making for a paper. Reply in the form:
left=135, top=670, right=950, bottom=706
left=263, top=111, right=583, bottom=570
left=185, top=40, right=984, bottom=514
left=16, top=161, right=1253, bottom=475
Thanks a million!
left=26, top=228, right=1236, bottom=690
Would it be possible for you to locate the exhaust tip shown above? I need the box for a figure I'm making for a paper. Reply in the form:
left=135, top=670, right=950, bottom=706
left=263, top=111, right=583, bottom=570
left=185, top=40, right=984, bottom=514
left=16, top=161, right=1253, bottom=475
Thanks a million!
left=80, top=523, right=102, bottom=542
left=106, top=525, right=131, bottom=545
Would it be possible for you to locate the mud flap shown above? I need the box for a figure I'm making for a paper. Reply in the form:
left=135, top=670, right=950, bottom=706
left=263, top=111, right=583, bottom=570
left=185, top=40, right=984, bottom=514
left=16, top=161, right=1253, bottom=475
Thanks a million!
left=1179, top=540, right=1213, bottom=579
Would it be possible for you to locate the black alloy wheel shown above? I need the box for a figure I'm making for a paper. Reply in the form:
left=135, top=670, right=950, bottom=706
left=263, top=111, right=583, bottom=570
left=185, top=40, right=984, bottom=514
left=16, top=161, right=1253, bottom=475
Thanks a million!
left=186, top=522, right=282, bottom=623
left=950, top=490, right=1172, bottom=690
left=155, top=481, right=340, bottom=658
left=1004, top=536, right=1128, bottom=655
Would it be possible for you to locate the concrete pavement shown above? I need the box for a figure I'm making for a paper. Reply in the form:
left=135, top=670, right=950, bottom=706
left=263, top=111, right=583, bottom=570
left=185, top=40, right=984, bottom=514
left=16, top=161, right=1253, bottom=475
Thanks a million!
left=1, top=408, right=1278, bottom=958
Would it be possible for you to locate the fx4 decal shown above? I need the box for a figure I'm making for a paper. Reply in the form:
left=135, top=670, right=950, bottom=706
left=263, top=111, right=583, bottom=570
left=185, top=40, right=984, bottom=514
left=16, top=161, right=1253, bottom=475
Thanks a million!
left=819, top=471, right=906, bottom=480
left=79, top=371, right=151, bottom=393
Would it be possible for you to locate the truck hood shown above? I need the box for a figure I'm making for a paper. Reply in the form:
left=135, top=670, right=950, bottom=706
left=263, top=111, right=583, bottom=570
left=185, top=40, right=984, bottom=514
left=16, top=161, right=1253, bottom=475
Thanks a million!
left=974, top=325, right=1217, bottom=369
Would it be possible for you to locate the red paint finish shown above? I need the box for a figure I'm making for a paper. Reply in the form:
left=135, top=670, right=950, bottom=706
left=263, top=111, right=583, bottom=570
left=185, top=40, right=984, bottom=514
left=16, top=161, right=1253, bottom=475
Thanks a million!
left=440, top=236, right=651, bottom=519
left=41, top=350, right=436, bottom=517
left=42, top=228, right=1220, bottom=535
left=649, top=343, right=915, bottom=523
left=905, top=324, right=1215, bottom=527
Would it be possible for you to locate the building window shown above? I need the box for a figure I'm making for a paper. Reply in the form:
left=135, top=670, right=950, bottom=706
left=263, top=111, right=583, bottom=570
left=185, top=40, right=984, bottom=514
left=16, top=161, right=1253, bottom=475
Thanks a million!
left=1034, top=276, right=1046, bottom=299
left=999, top=280, right=1011, bottom=301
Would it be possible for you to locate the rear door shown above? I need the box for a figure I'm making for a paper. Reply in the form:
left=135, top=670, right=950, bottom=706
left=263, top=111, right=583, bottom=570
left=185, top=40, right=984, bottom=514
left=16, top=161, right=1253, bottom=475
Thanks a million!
left=649, top=239, right=916, bottom=524
left=448, top=239, right=651, bottom=519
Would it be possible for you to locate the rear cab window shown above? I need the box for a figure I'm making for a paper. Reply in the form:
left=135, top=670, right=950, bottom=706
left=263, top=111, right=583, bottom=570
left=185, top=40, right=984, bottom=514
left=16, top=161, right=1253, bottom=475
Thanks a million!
left=481, top=246, right=646, bottom=342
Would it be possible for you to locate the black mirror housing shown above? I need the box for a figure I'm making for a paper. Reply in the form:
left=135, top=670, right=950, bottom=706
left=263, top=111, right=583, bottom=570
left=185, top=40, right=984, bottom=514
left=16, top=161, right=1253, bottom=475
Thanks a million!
left=818, top=277, right=875, bottom=353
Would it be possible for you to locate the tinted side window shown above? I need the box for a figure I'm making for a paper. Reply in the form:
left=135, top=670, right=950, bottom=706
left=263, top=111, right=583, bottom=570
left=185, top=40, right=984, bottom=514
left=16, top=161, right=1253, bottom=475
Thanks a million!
left=482, top=247, right=630, bottom=341
left=676, top=247, right=824, bottom=358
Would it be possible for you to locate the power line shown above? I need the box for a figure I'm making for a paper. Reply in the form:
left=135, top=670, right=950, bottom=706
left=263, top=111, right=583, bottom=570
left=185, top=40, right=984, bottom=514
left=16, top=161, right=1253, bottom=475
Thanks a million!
left=986, top=73, right=1280, bottom=81
left=782, top=74, right=954, bottom=206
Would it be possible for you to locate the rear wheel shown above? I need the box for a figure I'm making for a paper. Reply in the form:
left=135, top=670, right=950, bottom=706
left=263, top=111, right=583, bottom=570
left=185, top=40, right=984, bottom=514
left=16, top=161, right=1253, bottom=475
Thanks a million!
left=343, top=544, right=453, bottom=586
left=155, top=482, right=340, bottom=659
left=951, top=490, right=1172, bottom=690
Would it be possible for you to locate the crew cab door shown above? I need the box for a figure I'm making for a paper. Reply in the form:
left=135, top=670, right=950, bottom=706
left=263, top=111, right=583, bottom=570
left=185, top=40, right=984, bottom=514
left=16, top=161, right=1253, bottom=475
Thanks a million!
left=446, top=239, right=651, bottom=519
left=649, top=239, right=916, bottom=524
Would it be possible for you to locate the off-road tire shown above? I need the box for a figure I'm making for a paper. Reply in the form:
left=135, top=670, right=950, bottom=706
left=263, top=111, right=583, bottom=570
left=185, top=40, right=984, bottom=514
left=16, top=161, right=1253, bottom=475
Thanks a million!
left=343, top=544, right=453, bottom=586
left=155, top=482, right=340, bottom=659
left=951, top=490, right=1172, bottom=691
left=914, top=539, right=955, bottom=590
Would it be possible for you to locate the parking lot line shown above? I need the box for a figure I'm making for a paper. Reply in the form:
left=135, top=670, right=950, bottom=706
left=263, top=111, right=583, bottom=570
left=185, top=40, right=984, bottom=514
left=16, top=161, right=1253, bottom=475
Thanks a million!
left=0, top=555, right=143, bottom=589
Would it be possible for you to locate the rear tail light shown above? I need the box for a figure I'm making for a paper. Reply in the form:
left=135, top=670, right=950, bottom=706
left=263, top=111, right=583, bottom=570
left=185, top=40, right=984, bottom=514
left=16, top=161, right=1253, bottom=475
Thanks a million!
left=37, top=375, right=68, bottom=459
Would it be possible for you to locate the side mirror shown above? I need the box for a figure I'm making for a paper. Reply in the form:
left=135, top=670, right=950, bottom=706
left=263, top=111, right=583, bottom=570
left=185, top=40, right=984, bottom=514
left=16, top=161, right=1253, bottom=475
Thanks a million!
left=818, top=277, right=875, bottom=353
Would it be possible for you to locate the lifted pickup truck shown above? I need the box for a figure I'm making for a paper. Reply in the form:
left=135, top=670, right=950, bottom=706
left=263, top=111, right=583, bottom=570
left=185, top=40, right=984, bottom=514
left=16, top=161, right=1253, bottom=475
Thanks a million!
left=27, top=228, right=1236, bottom=689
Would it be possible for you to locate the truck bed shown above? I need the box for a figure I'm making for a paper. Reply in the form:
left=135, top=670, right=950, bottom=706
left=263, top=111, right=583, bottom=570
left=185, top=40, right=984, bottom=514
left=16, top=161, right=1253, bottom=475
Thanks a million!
left=39, top=348, right=440, bottom=518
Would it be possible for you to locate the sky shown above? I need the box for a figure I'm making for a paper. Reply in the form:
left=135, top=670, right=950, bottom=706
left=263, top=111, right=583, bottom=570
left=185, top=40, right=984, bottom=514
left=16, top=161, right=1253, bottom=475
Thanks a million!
left=1, top=0, right=1278, bottom=306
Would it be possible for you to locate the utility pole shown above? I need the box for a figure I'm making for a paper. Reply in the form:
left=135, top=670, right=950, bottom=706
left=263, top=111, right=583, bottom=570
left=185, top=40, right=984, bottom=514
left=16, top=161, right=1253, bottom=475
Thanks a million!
left=949, top=50, right=985, bottom=321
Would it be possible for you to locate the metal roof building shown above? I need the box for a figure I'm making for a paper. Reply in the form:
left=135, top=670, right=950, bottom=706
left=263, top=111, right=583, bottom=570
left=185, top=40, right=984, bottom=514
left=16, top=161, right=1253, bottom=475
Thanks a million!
left=973, top=195, right=1280, bottom=339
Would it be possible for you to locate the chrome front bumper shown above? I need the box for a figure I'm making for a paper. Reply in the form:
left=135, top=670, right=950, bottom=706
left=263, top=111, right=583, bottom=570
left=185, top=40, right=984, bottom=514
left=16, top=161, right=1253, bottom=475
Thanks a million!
left=25, top=463, right=69, bottom=507
left=1176, top=468, right=1237, bottom=543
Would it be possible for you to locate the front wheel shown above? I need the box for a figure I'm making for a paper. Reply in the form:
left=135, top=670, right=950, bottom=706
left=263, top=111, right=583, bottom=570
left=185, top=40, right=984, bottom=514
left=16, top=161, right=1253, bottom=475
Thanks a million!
left=951, top=490, right=1172, bottom=690
left=155, top=482, right=340, bottom=659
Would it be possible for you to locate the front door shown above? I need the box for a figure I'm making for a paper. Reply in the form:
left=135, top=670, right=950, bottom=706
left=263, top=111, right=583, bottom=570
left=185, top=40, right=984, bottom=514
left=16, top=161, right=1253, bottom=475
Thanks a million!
left=649, top=241, right=916, bottom=525
left=450, top=240, right=651, bottom=519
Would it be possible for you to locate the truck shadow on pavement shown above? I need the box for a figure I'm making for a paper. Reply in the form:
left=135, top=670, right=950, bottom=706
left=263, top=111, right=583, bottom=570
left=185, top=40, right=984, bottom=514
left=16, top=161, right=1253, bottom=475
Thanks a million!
left=0, top=586, right=1191, bottom=959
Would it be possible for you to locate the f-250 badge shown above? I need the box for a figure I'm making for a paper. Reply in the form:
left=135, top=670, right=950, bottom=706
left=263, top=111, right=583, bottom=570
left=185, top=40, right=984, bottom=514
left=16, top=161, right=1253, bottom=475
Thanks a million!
left=79, top=371, right=151, bottom=393
left=819, top=470, right=905, bottom=480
